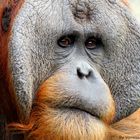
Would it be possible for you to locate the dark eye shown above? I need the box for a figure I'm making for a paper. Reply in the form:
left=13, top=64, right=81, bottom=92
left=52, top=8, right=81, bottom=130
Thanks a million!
left=85, top=38, right=97, bottom=49
left=58, top=36, right=75, bottom=48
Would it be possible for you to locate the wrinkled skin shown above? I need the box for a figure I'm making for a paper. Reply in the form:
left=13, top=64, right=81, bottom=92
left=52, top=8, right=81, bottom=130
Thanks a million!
left=8, top=0, right=140, bottom=127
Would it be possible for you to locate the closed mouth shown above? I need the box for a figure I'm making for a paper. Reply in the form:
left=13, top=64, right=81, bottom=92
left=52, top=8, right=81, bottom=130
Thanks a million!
left=59, top=106, right=100, bottom=119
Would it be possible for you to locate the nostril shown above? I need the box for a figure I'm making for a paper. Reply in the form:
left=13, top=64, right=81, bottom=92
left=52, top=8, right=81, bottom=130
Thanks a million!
left=77, top=68, right=93, bottom=79
left=77, top=68, right=84, bottom=79
left=86, top=70, right=92, bottom=78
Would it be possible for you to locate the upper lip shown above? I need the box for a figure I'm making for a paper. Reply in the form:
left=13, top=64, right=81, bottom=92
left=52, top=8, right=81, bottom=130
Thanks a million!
left=48, top=96, right=102, bottom=119
left=51, top=96, right=101, bottom=119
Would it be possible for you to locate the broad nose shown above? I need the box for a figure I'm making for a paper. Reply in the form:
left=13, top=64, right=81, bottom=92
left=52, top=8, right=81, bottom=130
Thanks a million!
left=76, top=62, right=93, bottom=79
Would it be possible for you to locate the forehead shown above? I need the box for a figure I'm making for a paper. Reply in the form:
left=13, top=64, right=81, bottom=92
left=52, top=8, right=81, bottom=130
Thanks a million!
left=30, top=0, right=95, bottom=30
left=16, top=0, right=126, bottom=39
left=25, top=0, right=114, bottom=32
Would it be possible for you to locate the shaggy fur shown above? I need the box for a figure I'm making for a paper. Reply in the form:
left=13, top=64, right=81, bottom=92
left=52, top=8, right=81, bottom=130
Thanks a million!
left=1, top=0, right=140, bottom=140
left=8, top=73, right=140, bottom=140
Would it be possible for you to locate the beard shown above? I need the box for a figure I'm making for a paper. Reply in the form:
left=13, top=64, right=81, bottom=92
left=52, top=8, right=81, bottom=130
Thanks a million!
left=26, top=104, right=108, bottom=140
left=8, top=72, right=114, bottom=140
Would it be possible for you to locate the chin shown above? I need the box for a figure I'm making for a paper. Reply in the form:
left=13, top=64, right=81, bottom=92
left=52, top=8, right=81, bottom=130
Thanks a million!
left=26, top=106, right=108, bottom=140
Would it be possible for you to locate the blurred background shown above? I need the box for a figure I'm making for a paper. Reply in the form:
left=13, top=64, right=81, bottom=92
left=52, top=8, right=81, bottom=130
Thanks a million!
left=129, top=0, right=140, bottom=20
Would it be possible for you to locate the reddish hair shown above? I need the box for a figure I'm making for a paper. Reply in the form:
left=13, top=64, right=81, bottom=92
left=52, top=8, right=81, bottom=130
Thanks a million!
left=0, top=0, right=129, bottom=123
left=0, top=0, right=25, bottom=122
left=7, top=74, right=140, bottom=140
left=1, top=1, right=137, bottom=140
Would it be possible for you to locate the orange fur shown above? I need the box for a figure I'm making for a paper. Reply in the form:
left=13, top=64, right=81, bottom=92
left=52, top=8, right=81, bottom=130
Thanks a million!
left=105, top=111, right=140, bottom=140
left=8, top=73, right=111, bottom=140
left=0, top=0, right=139, bottom=140
left=0, top=0, right=24, bottom=123
left=0, top=0, right=129, bottom=124
left=8, top=73, right=140, bottom=140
